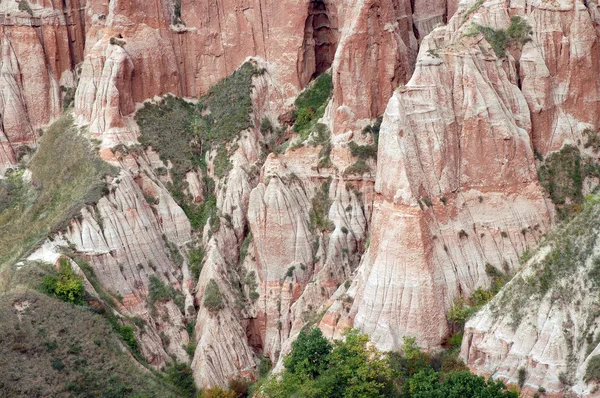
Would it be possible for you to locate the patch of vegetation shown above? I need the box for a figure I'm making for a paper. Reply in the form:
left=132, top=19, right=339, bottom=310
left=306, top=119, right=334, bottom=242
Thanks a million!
left=537, top=145, right=600, bottom=219
left=164, top=237, right=184, bottom=268
left=148, top=276, right=185, bottom=313
left=292, top=73, right=333, bottom=138
left=239, top=232, right=253, bottom=264
left=243, top=270, right=259, bottom=301
left=507, top=16, right=533, bottom=45
left=474, top=16, right=532, bottom=57
left=61, top=86, right=76, bottom=111
left=584, top=128, right=600, bottom=150
left=172, top=0, right=183, bottom=24
left=448, top=265, right=510, bottom=332
left=0, top=114, right=115, bottom=268
left=348, top=141, right=377, bottom=161
left=0, top=291, right=179, bottom=397
left=586, top=355, right=600, bottom=382
left=261, top=328, right=517, bottom=397
left=309, top=179, right=335, bottom=233
left=462, top=0, right=484, bottom=20
left=109, top=37, right=125, bottom=47
left=166, top=362, right=197, bottom=397
left=18, top=0, right=33, bottom=15
left=189, top=246, right=205, bottom=281
left=203, top=279, right=225, bottom=312
left=343, top=159, right=372, bottom=176
left=136, top=62, right=264, bottom=231
left=362, top=116, right=383, bottom=147
left=310, top=123, right=333, bottom=169
left=41, top=259, right=84, bottom=305
left=495, top=195, right=600, bottom=330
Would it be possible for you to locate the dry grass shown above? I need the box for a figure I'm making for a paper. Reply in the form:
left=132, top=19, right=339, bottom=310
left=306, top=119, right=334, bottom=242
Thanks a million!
left=0, top=114, right=115, bottom=269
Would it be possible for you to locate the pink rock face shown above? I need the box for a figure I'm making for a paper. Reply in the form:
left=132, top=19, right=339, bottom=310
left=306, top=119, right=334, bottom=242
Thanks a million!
left=331, top=0, right=416, bottom=136
left=516, top=1, right=600, bottom=155
left=324, top=7, right=556, bottom=350
left=0, top=0, right=84, bottom=172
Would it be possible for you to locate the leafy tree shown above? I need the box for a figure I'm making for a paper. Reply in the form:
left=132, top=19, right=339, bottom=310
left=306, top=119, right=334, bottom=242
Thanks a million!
left=320, top=329, right=394, bottom=398
left=261, top=328, right=518, bottom=398
left=284, top=328, right=332, bottom=379
left=406, top=370, right=518, bottom=398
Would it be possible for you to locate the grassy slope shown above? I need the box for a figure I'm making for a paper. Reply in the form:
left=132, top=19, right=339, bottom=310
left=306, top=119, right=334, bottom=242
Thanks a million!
left=0, top=114, right=115, bottom=270
left=0, top=115, right=181, bottom=396
left=0, top=289, right=178, bottom=397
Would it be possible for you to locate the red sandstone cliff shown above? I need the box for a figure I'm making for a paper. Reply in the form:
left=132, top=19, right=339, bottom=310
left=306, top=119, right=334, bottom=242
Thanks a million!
left=2, top=0, right=600, bottom=394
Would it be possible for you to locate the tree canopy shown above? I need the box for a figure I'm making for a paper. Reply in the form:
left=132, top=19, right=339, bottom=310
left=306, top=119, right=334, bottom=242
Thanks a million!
left=260, top=328, right=518, bottom=398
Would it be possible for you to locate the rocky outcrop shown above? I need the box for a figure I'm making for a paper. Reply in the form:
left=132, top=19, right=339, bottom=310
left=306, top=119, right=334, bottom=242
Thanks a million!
left=0, top=0, right=85, bottom=173
left=461, top=198, right=600, bottom=397
left=516, top=0, right=600, bottom=155
left=330, top=0, right=416, bottom=136
left=32, top=147, right=196, bottom=368
left=322, top=0, right=558, bottom=351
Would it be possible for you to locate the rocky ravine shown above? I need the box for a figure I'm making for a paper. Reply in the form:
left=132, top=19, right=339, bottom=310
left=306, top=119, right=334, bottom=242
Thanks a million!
left=1, top=0, right=600, bottom=396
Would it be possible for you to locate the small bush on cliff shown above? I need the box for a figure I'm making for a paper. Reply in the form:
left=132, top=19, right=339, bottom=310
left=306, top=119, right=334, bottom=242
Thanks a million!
left=586, top=355, right=600, bottom=382
left=18, top=0, right=33, bottom=15
left=474, top=16, right=532, bottom=57
left=348, top=141, right=378, bottom=161
left=41, top=259, right=84, bottom=305
left=309, top=179, right=335, bottom=233
left=343, top=160, right=372, bottom=176
left=166, top=362, right=197, bottom=397
left=293, top=73, right=333, bottom=138
left=537, top=145, right=600, bottom=219
left=203, top=279, right=225, bottom=312
left=148, top=276, right=185, bottom=312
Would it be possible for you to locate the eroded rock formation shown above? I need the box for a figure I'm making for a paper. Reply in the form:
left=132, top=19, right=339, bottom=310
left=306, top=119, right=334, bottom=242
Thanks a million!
left=3, top=0, right=600, bottom=394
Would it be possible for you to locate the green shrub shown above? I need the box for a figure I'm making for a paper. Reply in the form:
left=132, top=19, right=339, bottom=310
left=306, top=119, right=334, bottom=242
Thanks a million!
left=115, top=324, right=138, bottom=351
left=293, top=73, right=333, bottom=137
left=18, top=0, right=33, bottom=15
left=362, top=116, right=383, bottom=147
left=239, top=233, right=253, bottom=264
left=518, top=367, right=527, bottom=387
left=343, top=160, right=371, bottom=176
left=348, top=141, right=377, bottom=161
left=462, top=0, right=484, bottom=20
left=537, top=145, right=600, bottom=219
left=189, top=246, right=205, bottom=281
left=109, top=37, right=125, bottom=47
left=286, top=266, right=295, bottom=278
left=309, top=180, right=334, bottom=233
left=474, top=16, right=532, bottom=58
left=41, top=259, right=85, bottom=305
left=166, top=362, right=197, bottom=397
left=172, top=0, right=183, bottom=24
left=51, top=358, right=64, bottom=370
left=477, top=25, right=509, bottom=57
left=203, top=279, right=224, bottom=312
left=148, top=276, right=185, bottom=312
left=507, top=16, right=533, bottom=45
left=587, top=355, right=600, bottom=382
